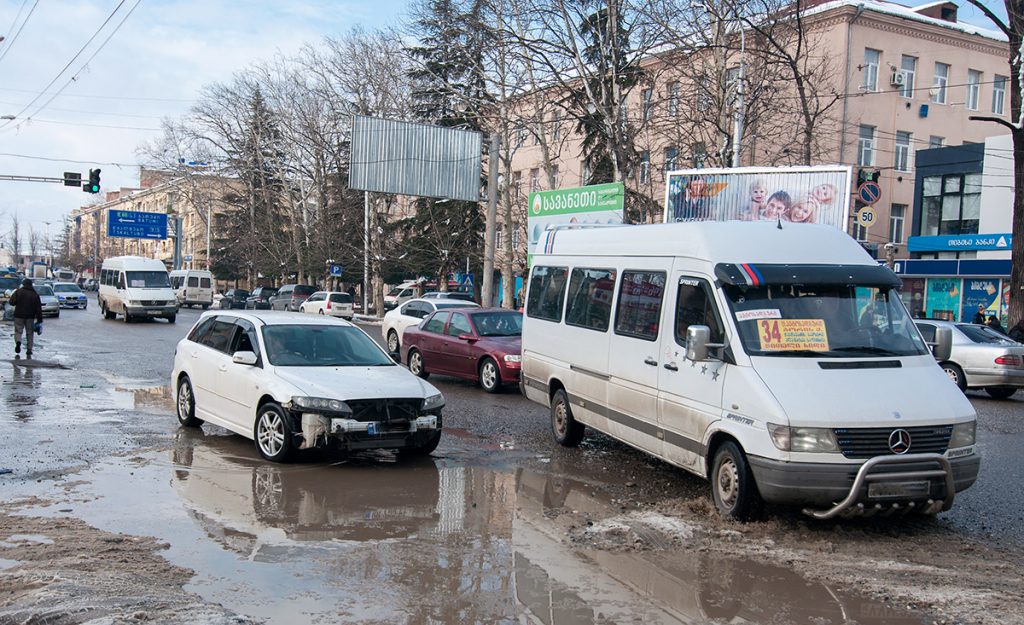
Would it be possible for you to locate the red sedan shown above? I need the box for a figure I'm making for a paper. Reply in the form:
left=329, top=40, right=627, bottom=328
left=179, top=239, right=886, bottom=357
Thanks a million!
left=400, top=307, right=522, bottom=393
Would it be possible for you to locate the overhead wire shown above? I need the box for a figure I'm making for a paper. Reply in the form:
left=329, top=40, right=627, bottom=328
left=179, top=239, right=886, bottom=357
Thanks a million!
left=0, top=0, right=39, bottom=66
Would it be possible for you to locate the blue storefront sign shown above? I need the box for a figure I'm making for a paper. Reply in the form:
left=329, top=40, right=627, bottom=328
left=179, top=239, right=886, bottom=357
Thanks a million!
left=960, top=278, right=1001, bottom=322
left=907, top=233, right=1012, bottom=252
left=107, top=210, right=168, bottom=240
left=889, top=258, right=1011, bottom=277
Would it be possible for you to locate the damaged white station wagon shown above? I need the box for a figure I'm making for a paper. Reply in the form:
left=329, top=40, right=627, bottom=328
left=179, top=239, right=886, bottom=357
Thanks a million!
left=172, top=311, right=444, bottom=462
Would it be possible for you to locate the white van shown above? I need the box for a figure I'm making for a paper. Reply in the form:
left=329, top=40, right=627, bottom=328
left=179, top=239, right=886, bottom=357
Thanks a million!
left=98, top=256, right=178, bottom=323
left=521, top=222, right=979, bottom=520
left=383, top=280, right=419, bottom=312
left=169, top=269, right=214, bottom=308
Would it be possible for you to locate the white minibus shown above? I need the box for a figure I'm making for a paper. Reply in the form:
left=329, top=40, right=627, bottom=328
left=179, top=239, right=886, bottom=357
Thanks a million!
left=98, top=256, right=179, bottom=323
left=169, top=269, right=214, bottom=308
left=521, top=222, right=979, bottom=520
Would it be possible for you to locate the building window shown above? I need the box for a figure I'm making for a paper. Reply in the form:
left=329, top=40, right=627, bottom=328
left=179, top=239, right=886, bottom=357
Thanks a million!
left=642, top=88, right=653, bottom=122
left=495, top=229, right=502, bottom=250
left=552, top=111, right=562, bottom=142
left=697, top=76, right=712, bottom=110
left=667, top=82, right=680, bottom=118
left=863, top=48, right=881, bottom=90
left=581, top=160, right=590, bottom=185
left=920, top=172, right=982, bottom=236
left=852, top=222, right=868, bottom=242
left=551, top=165, right=560, bottom=189
left=619, top=100, right=628, bottom=129
left=931, top=62, right=949, bottom=104
left=515, top=123, right=526, bottom=148
left=639, top=151, right=650, bottom=184
left=993, top=75, right=1007, bottom=115
left=534, top=115, right=542, bottom=145
left=894, top=131, right=912, bottom=172
left=966, top=69, right=982, bottom=110
left=692, top=143, right=706, bottom=168
left=889, top=204, right=906, bottom=243
left=529, top=168, right=540, bottom=193
left=858, top=125, right=875, bottom=166
left=511, top=227, right=520, bottom=249
left=928, top=136, right=945, bottom=149
left=664, top=146, right=678, bottom=171
left=511, top=171, right=522, bottom=198
left=900, top=55, right=917, bottom=98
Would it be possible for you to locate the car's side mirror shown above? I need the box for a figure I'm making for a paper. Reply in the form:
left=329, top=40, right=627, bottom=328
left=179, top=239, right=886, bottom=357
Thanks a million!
left=931, top=326, right=953, bottom=361
left=685, top=326, right=711, bottom=362
left=458, top=333, right=477, bottom=342
left=232, top=351, right=259, bottom=366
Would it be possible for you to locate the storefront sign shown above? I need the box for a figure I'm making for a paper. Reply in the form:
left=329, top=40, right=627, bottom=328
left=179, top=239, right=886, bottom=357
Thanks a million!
left=925, top=278, right=961, bottom=321
left=907, top=233, right=1012, bottom=252
left=960, top=279, right=1001, bottom=322
left=528, top=182, right=624, bottom=264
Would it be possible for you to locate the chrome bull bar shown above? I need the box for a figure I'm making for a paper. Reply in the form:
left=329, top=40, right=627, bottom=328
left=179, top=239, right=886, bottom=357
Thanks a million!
left=803, top=453, right=955, bottom=520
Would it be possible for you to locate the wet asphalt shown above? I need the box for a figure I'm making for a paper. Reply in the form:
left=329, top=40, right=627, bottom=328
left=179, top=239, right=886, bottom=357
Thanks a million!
left=1, top=295, right=1022, bottom=623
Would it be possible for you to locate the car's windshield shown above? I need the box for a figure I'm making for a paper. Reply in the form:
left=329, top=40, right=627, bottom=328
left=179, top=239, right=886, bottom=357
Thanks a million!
left=294, top=285, right=316, bottom=296
left=387, top=287, right=405, bottom=297
left=233, top=290, right=250, bottom=298
left=957, top=324, right=1015, bottom=344
left=473, top=312, right=523, bottom=336
left=0, top=278, right=20, bottom=291
left=262, top=324, right=394, bottom=367
left=53, top=284, right=82, bottom=293
left=724, top=284, right=929, bottom=358
left=36, top=285, right=53, bottom=296
left=126, top=271, right=170, bottom=288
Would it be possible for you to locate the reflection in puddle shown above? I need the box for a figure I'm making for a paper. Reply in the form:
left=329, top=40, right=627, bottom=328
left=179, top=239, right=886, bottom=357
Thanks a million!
left=42, top=430, right=927, bottom=625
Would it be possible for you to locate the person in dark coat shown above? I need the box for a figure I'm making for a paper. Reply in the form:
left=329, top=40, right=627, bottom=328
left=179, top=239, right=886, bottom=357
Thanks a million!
left=972, top=305, right=986, bottom=325
left=986, top=315, right=1006, bottom=335
left=1008, top=320, right=1024, bottom=343
left=9, top=278, right=42, bottom=358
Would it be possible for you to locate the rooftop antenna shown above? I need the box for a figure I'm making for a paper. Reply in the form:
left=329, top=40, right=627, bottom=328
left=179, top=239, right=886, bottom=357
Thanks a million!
left=777, top=215, right=783, bottom=230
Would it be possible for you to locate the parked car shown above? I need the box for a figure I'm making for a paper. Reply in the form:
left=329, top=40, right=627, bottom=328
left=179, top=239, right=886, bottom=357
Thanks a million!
left=246, top=286, right=278, bottom=310
left=383, top=281, right=419, bottom=312
left=300, top=291, right=355, bottom=320
left=915, top=319, right=1024, bottom=398
left=52, top=282, right=88, bottom=309
left=83, top=278, right=98, bottom=292
left=381, top=297, right=480, bottom=354
left=401, top=308, right=522, bottom=393
left=171, top=311, right=445, bottom=462
left=0, top=276, right=20, bottom=306
left=35, top=284, right=60, bottom=318
left=218, top=288, right=250, bottom=310
left=271, top=284, right=316, bottom=312
left=420, top=291, right=475, bottom=302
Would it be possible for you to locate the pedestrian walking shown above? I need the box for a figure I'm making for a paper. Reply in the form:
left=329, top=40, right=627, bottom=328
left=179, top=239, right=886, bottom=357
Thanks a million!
left=972, top=305, right=986, bottom=325
left=9, top=279, right=43, bottom=358
left=1008, top=320, right=1024, bottom=343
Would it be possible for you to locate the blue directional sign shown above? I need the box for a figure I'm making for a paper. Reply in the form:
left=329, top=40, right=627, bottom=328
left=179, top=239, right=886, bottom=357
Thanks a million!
left=330, top=264, right=343, bottom=277
left=107, top=210, right=168, bottom=240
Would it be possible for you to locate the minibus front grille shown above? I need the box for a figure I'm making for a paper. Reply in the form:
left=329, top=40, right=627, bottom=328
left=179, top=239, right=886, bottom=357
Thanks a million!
left=833, top=425, right=953, bottom=459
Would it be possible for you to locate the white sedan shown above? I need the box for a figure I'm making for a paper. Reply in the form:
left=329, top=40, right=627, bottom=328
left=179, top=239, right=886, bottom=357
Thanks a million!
left=299, top=291, right=354, bottom=320
left=172, top=311, right=445, bottom=462
left=381, top=297, right=479, bottom=354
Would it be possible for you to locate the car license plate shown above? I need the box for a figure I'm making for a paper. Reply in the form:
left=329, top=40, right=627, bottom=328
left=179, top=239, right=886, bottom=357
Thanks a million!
left=868, top=481, right=930, bottom=499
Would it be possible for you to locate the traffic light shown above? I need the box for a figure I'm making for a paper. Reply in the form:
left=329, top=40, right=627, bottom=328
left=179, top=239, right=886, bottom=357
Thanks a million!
left=82, top=168, right=101, bottom=193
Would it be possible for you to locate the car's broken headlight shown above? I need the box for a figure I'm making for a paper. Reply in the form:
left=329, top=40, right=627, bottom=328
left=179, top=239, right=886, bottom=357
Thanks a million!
left=291, top=396, right=351, bottom=414
left=422, top=393, right=445, bottom=412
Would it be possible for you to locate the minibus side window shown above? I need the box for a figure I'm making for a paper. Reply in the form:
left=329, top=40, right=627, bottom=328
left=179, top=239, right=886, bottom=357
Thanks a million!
left=614, top=271, right=666, bottom=341
left=526, top=266, right=568, bottom=322
left=117, top=272, right=126, bottom=290
left=565, top=268, right=616, bottom=332
left=674, top=278, right=724, bottom=346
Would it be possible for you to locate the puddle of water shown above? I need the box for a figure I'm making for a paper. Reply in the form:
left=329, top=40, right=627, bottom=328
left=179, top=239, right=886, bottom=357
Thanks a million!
left=0, top=558, right=20, bottom=570
left=21, top=430, right=928, bottom=625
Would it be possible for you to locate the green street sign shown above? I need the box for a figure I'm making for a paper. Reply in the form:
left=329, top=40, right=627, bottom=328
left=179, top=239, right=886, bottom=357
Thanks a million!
left=528, top=182, right=625, bottom=217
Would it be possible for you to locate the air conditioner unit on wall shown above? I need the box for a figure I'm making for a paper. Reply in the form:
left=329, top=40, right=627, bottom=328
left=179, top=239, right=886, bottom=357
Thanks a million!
left=890, top=70, right=906, bottom=87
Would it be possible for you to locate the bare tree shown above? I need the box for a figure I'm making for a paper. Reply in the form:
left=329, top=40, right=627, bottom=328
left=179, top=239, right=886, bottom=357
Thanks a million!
left=962, top=0, right=1023, bottom=327
left=7, top=213, right=22, bottom=269
left=28, top=225, right=42, bottom=260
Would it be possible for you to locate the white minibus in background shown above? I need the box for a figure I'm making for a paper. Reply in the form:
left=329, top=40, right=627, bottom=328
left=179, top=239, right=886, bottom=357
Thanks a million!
left=521, top=221, right=979, bottom=520
left=169, top=269, right=214, bottom=309
left=98, top=256, right=179, bottom=323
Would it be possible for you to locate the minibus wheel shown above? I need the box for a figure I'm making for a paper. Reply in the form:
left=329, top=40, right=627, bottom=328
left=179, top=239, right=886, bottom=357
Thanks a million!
left=711, top=441, right=761, bottom=521
left=551, top=389, right=584, bottom=447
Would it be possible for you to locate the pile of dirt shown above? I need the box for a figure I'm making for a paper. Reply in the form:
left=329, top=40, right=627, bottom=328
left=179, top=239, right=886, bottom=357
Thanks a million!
left=0, top=504, right=254, bottom=624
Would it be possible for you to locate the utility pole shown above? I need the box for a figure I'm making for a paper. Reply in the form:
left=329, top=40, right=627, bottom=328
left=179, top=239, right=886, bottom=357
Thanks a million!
left=481, top=133, right=500, bottom=307
left=363, top=191, right=370, bottom=316
left=731, top=26, right=746, bottom=168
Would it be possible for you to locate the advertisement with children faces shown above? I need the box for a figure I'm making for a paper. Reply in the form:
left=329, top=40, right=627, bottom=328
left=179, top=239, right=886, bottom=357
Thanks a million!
left=663, top=166, right=852, bottom=230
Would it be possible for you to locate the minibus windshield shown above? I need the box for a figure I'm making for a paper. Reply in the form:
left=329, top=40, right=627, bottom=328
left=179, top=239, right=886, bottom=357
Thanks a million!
left=723, top=284, right=929, bottom=358
left=126, top=271, right=171, bottom=289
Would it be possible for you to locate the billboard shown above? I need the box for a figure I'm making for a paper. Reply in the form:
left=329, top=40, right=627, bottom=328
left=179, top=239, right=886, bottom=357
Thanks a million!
left=527, top=182, right=624, bottom=263
left=663, top=166, right=852, bottom=230
left=349, top=115, right=483, bottom=202
left=107, top=210, right=168, bottom=240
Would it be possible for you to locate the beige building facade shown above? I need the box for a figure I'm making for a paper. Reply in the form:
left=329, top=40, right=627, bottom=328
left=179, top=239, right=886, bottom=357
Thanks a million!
left=502, top=0, right=1010, bottom=265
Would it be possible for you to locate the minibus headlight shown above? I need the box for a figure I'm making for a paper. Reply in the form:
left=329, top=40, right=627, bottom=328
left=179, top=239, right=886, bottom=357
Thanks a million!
left=949, top=421, right=976, bottom=448
left=768, top=424, right=839, bottom=453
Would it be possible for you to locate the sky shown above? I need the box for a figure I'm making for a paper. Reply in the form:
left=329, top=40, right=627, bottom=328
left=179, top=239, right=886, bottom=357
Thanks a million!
left=0, top=0, right=1012, bottom=253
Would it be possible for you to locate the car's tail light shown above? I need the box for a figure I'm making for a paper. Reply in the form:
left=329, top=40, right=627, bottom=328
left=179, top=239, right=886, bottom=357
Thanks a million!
left=326, top=299, right=332, bottom=310
left=995, top=355, right=1022, bottom=366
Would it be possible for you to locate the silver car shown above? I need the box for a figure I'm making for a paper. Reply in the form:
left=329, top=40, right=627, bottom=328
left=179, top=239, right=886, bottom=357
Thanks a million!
left=916, top=319, right=1024, bottom=399
left=36, top=284, right=61, bottom=318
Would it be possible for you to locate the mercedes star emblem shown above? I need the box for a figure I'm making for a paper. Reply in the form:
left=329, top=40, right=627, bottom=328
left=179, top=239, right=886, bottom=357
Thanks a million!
left=888, top=429, right=912, bottom=454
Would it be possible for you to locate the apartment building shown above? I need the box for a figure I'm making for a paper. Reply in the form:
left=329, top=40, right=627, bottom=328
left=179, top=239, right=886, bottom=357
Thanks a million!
left=504, top=0, right=1010, bottom=264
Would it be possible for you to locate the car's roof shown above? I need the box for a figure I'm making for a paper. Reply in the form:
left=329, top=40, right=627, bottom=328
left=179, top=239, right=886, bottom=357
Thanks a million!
left=203, top=310, right=354, bottom=327
left=53, top=282, right=80, bottom=286
left=915, top=319, right=966, bottom=327
left=465, top=307, right=520, bottom=314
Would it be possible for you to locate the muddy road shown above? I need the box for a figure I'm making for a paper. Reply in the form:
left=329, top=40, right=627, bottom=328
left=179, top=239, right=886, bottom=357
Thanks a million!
left=1, top=299, right=1022, bottom=624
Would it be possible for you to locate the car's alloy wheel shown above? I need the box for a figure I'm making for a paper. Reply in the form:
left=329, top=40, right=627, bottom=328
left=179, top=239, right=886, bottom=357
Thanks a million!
left=479, top=358, right=500, bottom=393
left=176, top=377, right=203, bottom=427
left=387, top=331, right=399, bottom=354
left=409, top=349, right=429, bottom=379
left=255, top=404, right=295, bottom=462
left=942, top=363, right=967, bottom=392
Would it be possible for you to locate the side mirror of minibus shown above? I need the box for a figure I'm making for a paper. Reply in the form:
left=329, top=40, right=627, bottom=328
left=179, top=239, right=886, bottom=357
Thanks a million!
left=931, top=326, right=953, bottom=362
left=686, top=326, right=711, bottom=362
left=232, top=351, right=259, bottom=366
